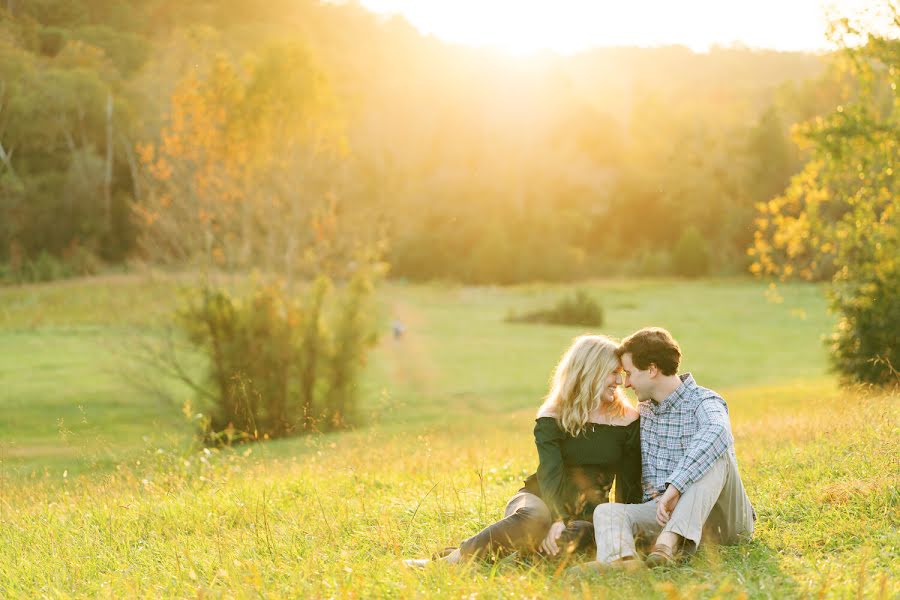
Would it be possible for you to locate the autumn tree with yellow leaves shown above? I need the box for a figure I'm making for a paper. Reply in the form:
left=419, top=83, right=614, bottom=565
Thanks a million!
left=138, top=42, right=384, bottom=439
left=750, top=7, right=899, bottom=385
left=136, top=42, right=367, bottom=281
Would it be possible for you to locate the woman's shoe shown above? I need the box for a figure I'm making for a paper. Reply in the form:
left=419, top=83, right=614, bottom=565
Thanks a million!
left=401, top=558, right=430, bottom=569
left=565, top=556, right=643, bottom=578
left=402, top=547, right=461, bottom=569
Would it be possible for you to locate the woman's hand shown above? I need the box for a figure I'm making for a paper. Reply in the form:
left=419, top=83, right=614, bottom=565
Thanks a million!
left=539, top=520, right=567, bottom=556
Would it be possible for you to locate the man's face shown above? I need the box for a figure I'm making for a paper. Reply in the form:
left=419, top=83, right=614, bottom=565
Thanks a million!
left=621, top=353, right=654, bottom=402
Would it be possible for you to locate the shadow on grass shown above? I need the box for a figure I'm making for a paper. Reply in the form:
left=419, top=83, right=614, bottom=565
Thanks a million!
left=458, top=538, right=799, bottom=598
left=654, top=538, right=800, bottom=597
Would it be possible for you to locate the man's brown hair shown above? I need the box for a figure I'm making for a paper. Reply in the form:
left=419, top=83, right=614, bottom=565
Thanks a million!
left=616, top=327, right=681, bottom=376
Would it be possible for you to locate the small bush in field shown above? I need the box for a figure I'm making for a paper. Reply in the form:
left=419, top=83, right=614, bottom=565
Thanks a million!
left=177, top=270, right=378, bottom=442
left=507, top=289, right=603, bottom=327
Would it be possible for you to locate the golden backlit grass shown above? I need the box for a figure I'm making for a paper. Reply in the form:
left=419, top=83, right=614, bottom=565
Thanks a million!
left=0, top=276, right=896, bottom=597
left=1, top=383, right=896, bottom=598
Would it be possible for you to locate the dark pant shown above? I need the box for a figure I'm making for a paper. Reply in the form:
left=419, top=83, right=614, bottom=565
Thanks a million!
left=458, top=491, right=595, bottom=559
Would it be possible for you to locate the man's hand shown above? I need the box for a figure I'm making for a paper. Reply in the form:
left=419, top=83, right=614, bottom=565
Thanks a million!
left=539, top=520, right=567, bottom=556
left=656, top=485, right=681, bottom=526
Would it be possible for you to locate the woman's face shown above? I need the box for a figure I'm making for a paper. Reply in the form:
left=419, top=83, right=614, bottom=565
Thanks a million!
left=601, top=364, right=624, bottom=402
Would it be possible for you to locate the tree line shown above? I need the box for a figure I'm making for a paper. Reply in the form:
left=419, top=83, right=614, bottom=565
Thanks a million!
left=1, top=0, right=842, bottom=283
left=3, top=0, right=895, bottom=412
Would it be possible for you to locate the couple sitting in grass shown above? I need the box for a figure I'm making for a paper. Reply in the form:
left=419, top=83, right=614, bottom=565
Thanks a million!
left=404, top=327, right=755, bottom=573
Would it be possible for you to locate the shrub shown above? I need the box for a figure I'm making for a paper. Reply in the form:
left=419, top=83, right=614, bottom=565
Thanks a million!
left=507, top=289, right=603, bottom=327
left=176, top=270, right=379, bottom=442
left=748, top=25, right=898, bottom=386
left=672, top=226, right=710, bottom=278
left=828, top=267, right=900, bottom=386
left=0, top=246, right=102, bottom=284
left=62, top=243, right=102, bottom=277
left=29, top=250, right=67, bottom=282
left=38, top=27, right=67, bottom=57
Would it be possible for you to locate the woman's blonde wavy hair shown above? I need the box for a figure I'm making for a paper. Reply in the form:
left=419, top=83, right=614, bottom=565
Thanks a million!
left=537, top=335, right=631, bottom=436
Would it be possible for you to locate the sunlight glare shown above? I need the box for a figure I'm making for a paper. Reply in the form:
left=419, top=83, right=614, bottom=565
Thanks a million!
left=358, top=0, right=880, bottom=55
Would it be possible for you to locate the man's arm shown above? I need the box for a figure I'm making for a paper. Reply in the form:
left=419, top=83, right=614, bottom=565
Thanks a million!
left=665, top=396, right=733, bottom=493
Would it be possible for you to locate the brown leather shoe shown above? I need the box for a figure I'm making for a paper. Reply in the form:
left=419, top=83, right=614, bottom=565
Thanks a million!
left=645, top=542, right=680, bottom=568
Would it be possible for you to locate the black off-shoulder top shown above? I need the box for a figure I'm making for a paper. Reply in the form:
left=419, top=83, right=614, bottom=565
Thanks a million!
left=521, top=417, right=642, bottom=521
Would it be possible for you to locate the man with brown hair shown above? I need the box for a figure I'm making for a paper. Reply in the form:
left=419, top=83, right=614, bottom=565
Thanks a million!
left=582, top=327, right=755, bottom=570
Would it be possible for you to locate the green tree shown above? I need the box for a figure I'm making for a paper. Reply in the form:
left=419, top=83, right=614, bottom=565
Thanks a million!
left=0, top=10, right=140, bottom=273
left=750, top=7, right=899, bottom=385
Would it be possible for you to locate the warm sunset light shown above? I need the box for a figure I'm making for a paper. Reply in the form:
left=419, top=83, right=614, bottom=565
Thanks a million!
left=2, top=0, right=897, bottom=595
left=359, top=0, right=880, bottom=54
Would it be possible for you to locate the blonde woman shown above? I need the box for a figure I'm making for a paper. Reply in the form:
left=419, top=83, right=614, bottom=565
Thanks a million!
left=404, top=335, right=641, bottom=567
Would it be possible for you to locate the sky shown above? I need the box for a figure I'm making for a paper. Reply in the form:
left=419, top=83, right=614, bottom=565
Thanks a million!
left=357, top=0, right=883, bottom=54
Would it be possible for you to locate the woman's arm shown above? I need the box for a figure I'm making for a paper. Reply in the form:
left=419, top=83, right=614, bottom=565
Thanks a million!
left=614, top=418, right=643, bottom=504
left=534, top=417, right=571, bottom=521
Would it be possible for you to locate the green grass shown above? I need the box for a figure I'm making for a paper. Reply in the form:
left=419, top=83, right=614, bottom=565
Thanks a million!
left=1, top=275, right=897, bottom=598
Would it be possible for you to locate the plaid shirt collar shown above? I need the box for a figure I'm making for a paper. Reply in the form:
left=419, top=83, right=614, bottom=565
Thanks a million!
left=648, top=373, right=695, bottom=415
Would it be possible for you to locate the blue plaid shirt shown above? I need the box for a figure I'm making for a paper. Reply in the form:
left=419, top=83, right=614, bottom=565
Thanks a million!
left=639, top=373, right=735, bottom=501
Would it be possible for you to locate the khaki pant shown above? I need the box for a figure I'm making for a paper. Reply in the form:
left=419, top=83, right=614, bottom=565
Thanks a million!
left=593, top=452, right=755, bottom=563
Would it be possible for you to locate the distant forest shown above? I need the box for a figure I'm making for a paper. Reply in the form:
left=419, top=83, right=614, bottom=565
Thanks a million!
left=0, top=0, right=850, bottom=283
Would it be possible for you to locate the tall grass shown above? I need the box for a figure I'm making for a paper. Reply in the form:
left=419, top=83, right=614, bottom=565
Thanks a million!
left=1, top=275, right=895, bottom=597
left=1, top=384, right=895, bottom=597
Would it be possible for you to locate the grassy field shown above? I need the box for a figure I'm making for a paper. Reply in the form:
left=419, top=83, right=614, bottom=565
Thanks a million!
left=0, top=275, right=897, bottom=598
